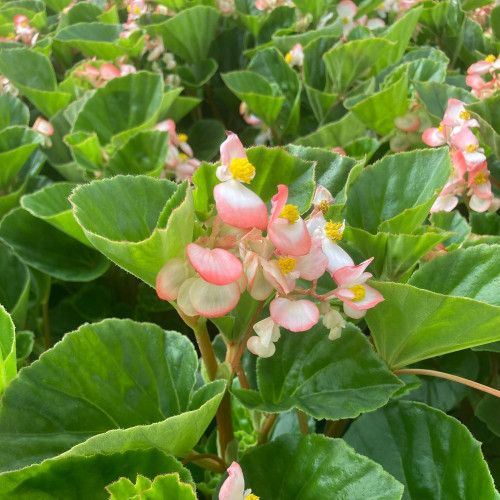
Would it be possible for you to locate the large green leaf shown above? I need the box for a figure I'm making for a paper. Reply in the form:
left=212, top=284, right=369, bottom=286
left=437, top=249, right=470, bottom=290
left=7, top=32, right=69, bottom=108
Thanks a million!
left=0, top=126, right=43, bottom=187
left=409, top=245, right=500, bottom=306
left=0, top=94, right=29, bottom=129
left=0, top=319, right=225, bottom=472
left=21, top=182, right=90, bottom=246
left=342, top=226, right=449, bottom=281
left=72, top=72, right=163, bottom=145
left=0, top=448, right=192, bottom=500
left=192, top=146, right=315, bottom=217
left=346, top=72, right=409, bottom=135
left=215, top=434, right=404, bottom=499
left=147, top=6, right=219, bottom=63
left=429, top=210, right=471, bottom=248
left=70, top=177, right=193, bottom=287
left=0, top=49, right=71, bottom=117
left=0, top=245, right=29, bottom=328
left=0, top=305, right=16, bottom=397
left=323, top=38, right=397, bottom=94
left=221, top=70, right=284, bottom=126
left=0, top=208, right=109, bottom=282
left=365, top=281, right=500, bottom=369
left=467, top=95, right=500, bottom=158
left=345, top=401, right=498, bottom=500
left=343, top=148, right=451, bottom=234
left=232, top=323, right=402, bottom=420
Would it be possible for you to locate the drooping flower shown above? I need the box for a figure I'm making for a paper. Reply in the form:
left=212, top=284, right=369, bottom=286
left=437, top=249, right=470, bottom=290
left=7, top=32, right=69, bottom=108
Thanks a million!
left=322, top=307, right=346, bottom=340
left=247, top=317, right=281, bottom=358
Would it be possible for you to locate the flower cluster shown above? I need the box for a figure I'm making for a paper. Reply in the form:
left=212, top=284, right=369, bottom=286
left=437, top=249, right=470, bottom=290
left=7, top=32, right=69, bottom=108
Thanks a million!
left=0, top=15, right=38, bottom=45
left=422, top=98, right=498, bottom=213
left=74, top=62, right=136, bottom=88
left=154, top=120, right=200, bottom=181
left=466, top=54, right=500, bottom=99
left=156, top=133, right=384, bottom=357
left=337, top=0, right=385, bottom=38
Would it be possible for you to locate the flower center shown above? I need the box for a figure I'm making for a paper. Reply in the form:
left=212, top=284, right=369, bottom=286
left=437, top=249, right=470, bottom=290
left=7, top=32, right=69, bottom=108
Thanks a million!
left=229, top=157, right=256, bottom=184
left=378, top=3, right=384, bottom=8
left=342, top=16, right=349, bottom=23
left=318, top=200, right=330, bottom=214
left=279, top=204, right=300, bottom=224
left=465, top=144, right=478, bottom=153
left=178, top=133, right=188, bottom=142
left=285, top=52, right=292, bottom=63
left=278, top=256, right=296, bottom=275
left=485, top=54, right=496, bottom=63
left=438, top=125, right=443, bottom=132
left=179, top=153, right=187, bottom=162
left=474, top=171, right=487, bottom=184
left=324, top=221, right=344, bottom=242
left=459, top=110, right=470, bottom=120
left=246, top=495, right=260, bottom=500
left=349, top=284, right=366, bottom=302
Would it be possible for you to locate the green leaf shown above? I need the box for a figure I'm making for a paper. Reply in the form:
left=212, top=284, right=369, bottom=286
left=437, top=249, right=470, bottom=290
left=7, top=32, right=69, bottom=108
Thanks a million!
left=0, top=318, right=225, bottom=471
left=216, top=434, right=404, bottom=499
left=0, top=48, right=71, bottom=117
left=147, top=6, right=219, bottom=63
left=106, top=130, right=169, bottom=177
left=414, top=81, right=478, bottom=119
left=346, top=71, right=409, bottom=135
left=342, top=226, right=449, bottom=281
left=466, top=95, right=500, bottom=158
left=177, top=58, right=218, bottom=88
left=409, top=245, right=500, bottom=306
left=470, top=211, right=500, bottom=235
left=0, top=126, right=43, bottom=187
left=72, top=72, right=163, bottom=145
left=343, top=148, right=451, bottom=234
left=21, top=182, right=90, bottom=246
left=0, top=305, right=16, bottom=397
left=221, top=70, right=284, bottom=126
left=345, top=400, right=498, bottom=500
left=15, top=330, right=33, bottom=363
left=54, top=22, right=126, bottom=59
left=492, top=4, right=500, bottom=40
left=58, top=2, right=103, bottom=26
left=304, top=84, right=338, bottom=125
left=0, top=207, right=109, bottom=281
left=0, top=448, right=192, bottom=500
left=232, top=323, right=402, bottom=420
left=0, top=245, right=30, bottom=329
left=323, top=38, right=397, bottom=94
left=296, top=112, right=367, bottom=148
left=64, top=131, right=103, bottom=171
left=187, top=119, right=226, bottom=162
left=430, top=210, right=471, bottom=248
left=365, top=281, right=500, bottom=369
left=0, top=94, right=29, bottom=129
left=476, top=394, right=500, bottom=437
left=70, top=176, right=193, bottom=286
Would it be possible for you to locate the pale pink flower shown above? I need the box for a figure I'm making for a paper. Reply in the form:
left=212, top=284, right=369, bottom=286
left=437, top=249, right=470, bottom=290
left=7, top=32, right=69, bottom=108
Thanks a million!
left=285, top=43, right=304, bottom=68
left=337, top=0, right=357, bottom=37
left=247, top=317, right=281, bottom=358
left=219, top=462, right=257, bottom=500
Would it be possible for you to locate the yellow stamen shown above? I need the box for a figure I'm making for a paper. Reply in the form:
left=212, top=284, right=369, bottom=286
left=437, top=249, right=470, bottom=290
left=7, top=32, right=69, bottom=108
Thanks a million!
left=342, top=16, right=349, bottom=23
left=179, top=153, right=187, bottom=162
left=349, top=284, right=366, bottom=302
left=133, top=6, right=140, bottom=14
left=474, top=172, right=487, bottom=184
left=127, top=4, right=131, bottom=12
left=7, top=32, right=15, bottom=39
left=279, top=204, right=300, bottom=224
left=324, top=221, right=344, bottom=242
left=485, top=54, right=496, bottom=63
left=246, top=495, right=260, bottom=500
left=229, top=157, right=255, bottom=184
left=178, top=133, right=188, bottom=142
left=378, top=3, right=384, bottom=8
left=459, top=110, right=470, bottom=120
left=285, top=52, right=292, bottom=63
left=318, top=200, right=330, bottom=214
left=465, top=144, right=478, bottom=153
left=438, top=125, right=443, bottom=132
left=278, top=256, right=297, bottom=275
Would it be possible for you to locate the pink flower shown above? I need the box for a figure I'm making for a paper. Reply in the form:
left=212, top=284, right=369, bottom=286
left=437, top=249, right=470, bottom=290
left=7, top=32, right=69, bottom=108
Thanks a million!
left=32, top=118, right=54, bottom=136
left=332, top=258, right=384, bottom=319
left=213, top=132, right=268, bottom=230
left=219, top=462, right=258, bottom=500
left=394, top=112, right=421, bottom=132
left=285, top=43, right=304, bottom=68
left=337, top=0, right=357, bottom=37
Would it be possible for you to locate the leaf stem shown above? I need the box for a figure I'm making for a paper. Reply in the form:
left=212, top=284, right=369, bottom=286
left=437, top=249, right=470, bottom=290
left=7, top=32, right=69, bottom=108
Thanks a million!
left=192, top=318, right=219, bottom=381
left=42, top=298, right=51, bottom=350
left=182, top=452, right=226, bottom=473
left=394, top=368, right=500, bottom=398
left=235, top=362, right=250, bottom=389
left=230, top=302, right=264, bottom=372
left=296, top=409, right=310, bottom=434
left=258, top=413, right=278, bottom=444
left=216, top=391, right=234, bottom=462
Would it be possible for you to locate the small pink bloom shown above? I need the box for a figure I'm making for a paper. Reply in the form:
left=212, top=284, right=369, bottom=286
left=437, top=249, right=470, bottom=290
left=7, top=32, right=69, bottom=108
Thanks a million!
left=394, top=112, right=420, bottom=132
left=365, top=17, right=385, bottom=29
left=442, top=98, right=479, bottom=129
left=337, top=0, right=357, bottom=36
left=270, top=297, right=320, bottom=332
left=247, top=317, right=281, bottom=358
left=422, top=127, right=446, bottom=147
left=331, top=147, right=346, bottom=156
left=99, top=63, right=121, bottom=81
left=186, top=243, right=242, bottom=286
left=219, top=462, right=254, bottom=500
left=286, top=43, right=304, bottom=68
left=32, top=117, right=54, bottom=136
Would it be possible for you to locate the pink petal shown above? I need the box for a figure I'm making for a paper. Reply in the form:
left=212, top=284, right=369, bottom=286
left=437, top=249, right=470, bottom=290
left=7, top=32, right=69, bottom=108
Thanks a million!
left=335, top=283, right=384, bottom=310
left=219, top=462, right=245, bottom=500
left=467, top=60, right=492, bottom=75
left=260, top=259, right=296, bottom=295
left=186, top=243, right=242, bottom=286
left=156, top=257, right=194, bottom=301
left=295, top=237, right=329, bottom=280
left=332, top=258, right=374, bottom=287
left=214, top=179, right=268, bottom=230
left=270, top=298, right=319, bottom=332
left=312, top=186, right=334, bottom=206
left=247, top=336, right=276, bottom=357
left=337, top=0, right=357, bottom=19
left=99, top=63, right=121, bottom=80
left=366, top=17, right=385, bottom=29
left=450, top=125, right=478, bottom=151
left=442, top=98, right=466, bottom=127
left=220, top=131, right=247, bottom=167
left=269, top=184, right=288, bottom=224
left=32, top=118, right=54, bottom=136
left=343, top=303, right=366, bottom=319
left=469, top=194, right=491, bottom=212
left=177, top=277, right=199, bottom=317
left=14, top=15, right=29, bottom=25
left=321, top=238, right=354, bottom=274
left=394, top=112, right=420, bottom=132
left=268, top=217, right=312, bottom=256
left=189, top=278, right=240, bottom=318
left=430, top=194, right=459, bottom=213
left=422, top=127, right=446, bottom=146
